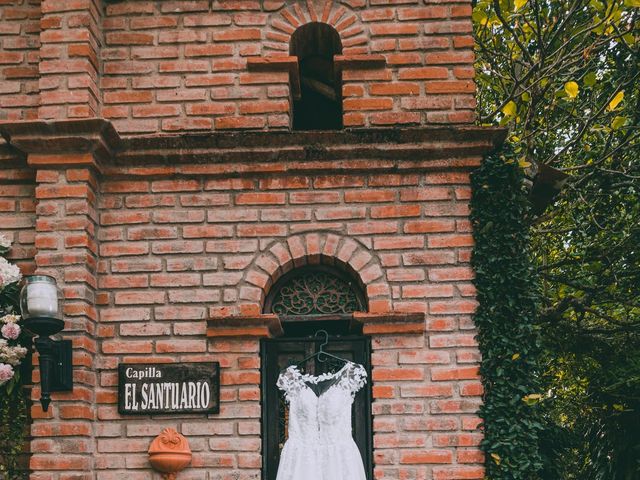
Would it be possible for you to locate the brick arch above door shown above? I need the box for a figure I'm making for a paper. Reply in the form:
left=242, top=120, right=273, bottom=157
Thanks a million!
left=241, top=232, right=391, bottom=315
left=207, top=232, right=425, bottom=339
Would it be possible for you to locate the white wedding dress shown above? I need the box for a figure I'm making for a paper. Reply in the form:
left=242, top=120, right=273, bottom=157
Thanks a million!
left=275, top=361, right=368, bottom=480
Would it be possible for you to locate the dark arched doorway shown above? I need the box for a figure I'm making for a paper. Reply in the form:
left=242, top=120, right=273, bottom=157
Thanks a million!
left=260, top=265, right=373, bottom=479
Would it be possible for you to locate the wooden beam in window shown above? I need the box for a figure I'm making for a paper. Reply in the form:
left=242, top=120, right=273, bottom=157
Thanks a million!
left=246, top=56, right=301, bottom=100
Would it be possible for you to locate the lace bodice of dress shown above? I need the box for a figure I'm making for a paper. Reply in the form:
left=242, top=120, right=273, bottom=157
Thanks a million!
left=275, top=361, right=368, bottom=480
left=276, top=361, right=367, bottom=445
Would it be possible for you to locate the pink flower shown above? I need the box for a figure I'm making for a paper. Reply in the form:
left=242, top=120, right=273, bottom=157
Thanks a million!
left=0, top=363, right=14, bottom=385
left=1, top=322, right=20, bottom=340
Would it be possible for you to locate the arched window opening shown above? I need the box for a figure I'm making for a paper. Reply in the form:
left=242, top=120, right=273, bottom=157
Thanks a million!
left=290, top=22, right=343, bottom=131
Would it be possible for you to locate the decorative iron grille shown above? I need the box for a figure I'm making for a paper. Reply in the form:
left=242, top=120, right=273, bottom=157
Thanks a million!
left=267, top=269, right=364, bottom=315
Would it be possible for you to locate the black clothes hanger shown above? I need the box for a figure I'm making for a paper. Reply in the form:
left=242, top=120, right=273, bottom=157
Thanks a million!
left=295, top=330, right=350, bottom=368
left=284, top=330, right=352, bottom=397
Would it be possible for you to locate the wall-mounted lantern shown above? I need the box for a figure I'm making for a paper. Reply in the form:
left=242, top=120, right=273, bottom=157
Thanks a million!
left=19, top=275, right=72, bottom=411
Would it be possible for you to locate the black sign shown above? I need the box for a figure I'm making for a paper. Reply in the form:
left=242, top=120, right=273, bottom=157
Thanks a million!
left=118, top=363, right=219, bottom=415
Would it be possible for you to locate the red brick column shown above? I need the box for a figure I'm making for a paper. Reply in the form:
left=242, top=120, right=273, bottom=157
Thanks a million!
left=38, top=0, right=103, bottom=119
left=0, top=119, right=119, bottom=480
left=28, top=155, right=100, bottom=478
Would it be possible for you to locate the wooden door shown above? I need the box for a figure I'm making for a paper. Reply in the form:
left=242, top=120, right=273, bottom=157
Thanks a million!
left=261, top=335, right=372, bottom=480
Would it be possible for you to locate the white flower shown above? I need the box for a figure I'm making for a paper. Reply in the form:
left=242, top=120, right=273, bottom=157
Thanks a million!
left=0, top=314, right=20, bottom=324
left=1, top=322, right=20, bottom=340
left=0, top=363, right=14, bottom=385
left=0, top=235, right=11, bottom=249
left=0, top=342, right=27, bottom=366
left=0, top=257, right=21, bottom=287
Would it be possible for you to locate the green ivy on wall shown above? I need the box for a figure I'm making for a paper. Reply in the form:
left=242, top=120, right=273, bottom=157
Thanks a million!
left=471, top=150, right=544, bottom=479
left=0, top=387, right=29, bottom=479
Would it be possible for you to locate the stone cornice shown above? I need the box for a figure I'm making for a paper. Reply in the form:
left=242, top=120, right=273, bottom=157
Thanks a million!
left=0, top=119, right=122, bottom=170
left=111, top=126, right=507, bottom=174
left=0, top=119, right=507, bottom=175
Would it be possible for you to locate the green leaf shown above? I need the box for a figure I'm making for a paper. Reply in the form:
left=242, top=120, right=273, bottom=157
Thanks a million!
left=624, top=0, right=640, bottom=7
left=564, top=81, right=579, bottom=99
left=472, top=9, right=488, bottom=24
left=622, top=32, right=635, bottom=45
left=583, top=72, right=597, bottom=87
left=611, top=116, right=628, bottom=130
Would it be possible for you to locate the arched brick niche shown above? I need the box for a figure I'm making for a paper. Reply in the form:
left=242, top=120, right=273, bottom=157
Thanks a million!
left=247, top=1, right=389, bottom=130
left=243, top=233, right=389, bottom=312
left=289, top=22, right=344, bottom=130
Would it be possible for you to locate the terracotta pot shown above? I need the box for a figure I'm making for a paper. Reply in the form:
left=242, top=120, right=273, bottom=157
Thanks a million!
left=148, top=428, right=192, bottom=480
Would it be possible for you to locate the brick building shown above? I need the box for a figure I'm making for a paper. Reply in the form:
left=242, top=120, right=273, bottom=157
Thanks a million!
left=0, top=0, right=504, bottom=479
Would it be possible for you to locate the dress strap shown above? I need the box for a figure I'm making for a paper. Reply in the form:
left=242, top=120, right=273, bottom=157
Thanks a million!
left=276, top=365, right=303, bottom=402
left=341, top=361, right=367, bottom=398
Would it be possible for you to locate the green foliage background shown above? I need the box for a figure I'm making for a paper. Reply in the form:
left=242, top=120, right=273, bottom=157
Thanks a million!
left=473, top=0, right=640, bottom=478
left=0, top=388, right=29, bottom=479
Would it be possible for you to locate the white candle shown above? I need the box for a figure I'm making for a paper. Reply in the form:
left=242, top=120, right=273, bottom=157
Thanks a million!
left=27, top=282, right=58, bottom=317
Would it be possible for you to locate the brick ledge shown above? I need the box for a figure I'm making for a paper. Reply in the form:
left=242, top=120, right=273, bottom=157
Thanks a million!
left=207, top=312, right=425, bottom=338
left=207, top=315, right=283, bottom=338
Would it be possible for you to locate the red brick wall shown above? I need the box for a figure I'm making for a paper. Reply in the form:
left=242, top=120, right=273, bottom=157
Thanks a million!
left=0, top=0, right=41, bottom=121
left=81, top=165, right=481, bottom=479
left=0, top=149, right=36, bottom=276
left=0, top=0, right=493, bottom=478
left=1, top=0, right=476, bottom=133
left=0, top=125, right=502, bottom=479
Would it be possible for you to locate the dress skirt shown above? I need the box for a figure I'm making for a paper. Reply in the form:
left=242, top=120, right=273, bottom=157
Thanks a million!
left=276, top=438, right=366, bottom=480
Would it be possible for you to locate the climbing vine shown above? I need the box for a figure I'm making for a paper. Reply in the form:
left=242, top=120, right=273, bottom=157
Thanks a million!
left=471, top=150, right=544, bottom=479
left=0, top=388, right=29, bottom=478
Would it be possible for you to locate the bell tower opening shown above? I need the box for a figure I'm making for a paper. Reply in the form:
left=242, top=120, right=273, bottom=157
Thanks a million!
left=290, top=22, right=343, bottom=131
